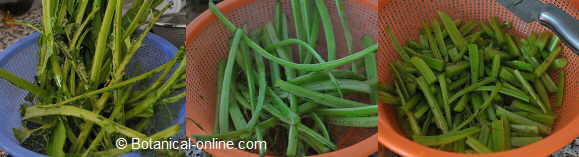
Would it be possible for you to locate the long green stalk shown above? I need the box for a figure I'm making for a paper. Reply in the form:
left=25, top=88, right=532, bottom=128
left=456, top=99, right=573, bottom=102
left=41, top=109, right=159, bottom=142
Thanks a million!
left=0, top=69, right=48, bottom=97
left=314, top=0, right=336, bottom=60
left=89, top=0, right=117, bottom=84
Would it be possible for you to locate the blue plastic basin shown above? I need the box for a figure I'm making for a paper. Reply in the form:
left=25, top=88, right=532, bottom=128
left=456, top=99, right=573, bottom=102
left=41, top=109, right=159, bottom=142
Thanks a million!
left=0, top=33, right=185, bottom=157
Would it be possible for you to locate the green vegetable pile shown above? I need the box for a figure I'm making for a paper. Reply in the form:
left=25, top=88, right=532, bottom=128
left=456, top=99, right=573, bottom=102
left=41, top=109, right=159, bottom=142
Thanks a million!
left=195, top=0, right=378, bottom=156
left=1, top=0, right=185, bottom=156
left=380, top=11, right=567, bottom=153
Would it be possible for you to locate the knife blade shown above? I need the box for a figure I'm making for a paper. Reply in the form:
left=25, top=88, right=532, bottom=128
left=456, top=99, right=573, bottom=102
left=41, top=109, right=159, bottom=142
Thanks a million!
left=497, top=0, right=545, bottom=22
left=497, top=0, right=579, bottom=53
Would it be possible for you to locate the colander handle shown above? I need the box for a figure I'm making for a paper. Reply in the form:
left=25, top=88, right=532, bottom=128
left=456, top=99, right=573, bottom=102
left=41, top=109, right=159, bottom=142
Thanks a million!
left=539, top=5, right=579, bottom=54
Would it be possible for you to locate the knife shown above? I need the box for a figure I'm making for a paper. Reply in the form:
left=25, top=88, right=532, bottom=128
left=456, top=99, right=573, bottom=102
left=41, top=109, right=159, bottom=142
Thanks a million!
left=497, top=0, right=579, bottom=54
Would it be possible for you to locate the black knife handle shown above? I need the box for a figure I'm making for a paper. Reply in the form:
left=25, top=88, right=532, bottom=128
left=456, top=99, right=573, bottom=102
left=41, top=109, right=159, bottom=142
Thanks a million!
left=539, top=4, right=579, bottom=55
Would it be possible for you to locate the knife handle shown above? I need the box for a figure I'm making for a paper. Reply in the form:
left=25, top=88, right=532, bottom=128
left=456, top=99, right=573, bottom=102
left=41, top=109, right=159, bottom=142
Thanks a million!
left=539, top=4, right=579, bottom=54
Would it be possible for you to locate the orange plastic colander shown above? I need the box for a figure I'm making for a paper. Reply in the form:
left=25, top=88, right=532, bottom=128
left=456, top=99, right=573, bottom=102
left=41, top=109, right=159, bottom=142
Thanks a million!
left=377, top=0, right=578, bottom=156
left=185, top=0, right=378, bottom=156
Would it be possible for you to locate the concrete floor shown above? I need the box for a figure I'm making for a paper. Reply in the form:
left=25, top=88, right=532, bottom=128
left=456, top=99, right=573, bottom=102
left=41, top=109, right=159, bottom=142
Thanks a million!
left=0, top=8, right=39, bottom=51
left=0, top=0, right=190, bottom=51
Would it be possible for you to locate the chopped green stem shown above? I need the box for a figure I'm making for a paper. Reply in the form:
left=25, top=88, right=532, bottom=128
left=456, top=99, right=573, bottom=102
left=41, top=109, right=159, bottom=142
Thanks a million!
left=410, top=57, right=437, bottom=84
left=423, top=23, right=442, bottom=59
left=416, top=76, right=448, bottom=133
left=438, top=74, right=451, bottom=125
left=554, top=71, right=565, bottom=107
left=535, top=45, right=562, bottom=76
left=496, top=106, right=550, bottom=134
left=386, top=27, right=410, bottom=61
left=511, top=137, right=542, bottom=147
left=468, top=44, right=480, bottom=82
left=412, top=127, right=480, bottom=146
left=475, top=86, right=530, bottom=102
left=453, top=83, right=502, bottom=131
left=513, top=70, right=549, bottom=113
left=438, top=11, right=466, bottom=49
left=448, top=77, right=495, bottom=104
left=466, top=137, right=492, bottom=153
